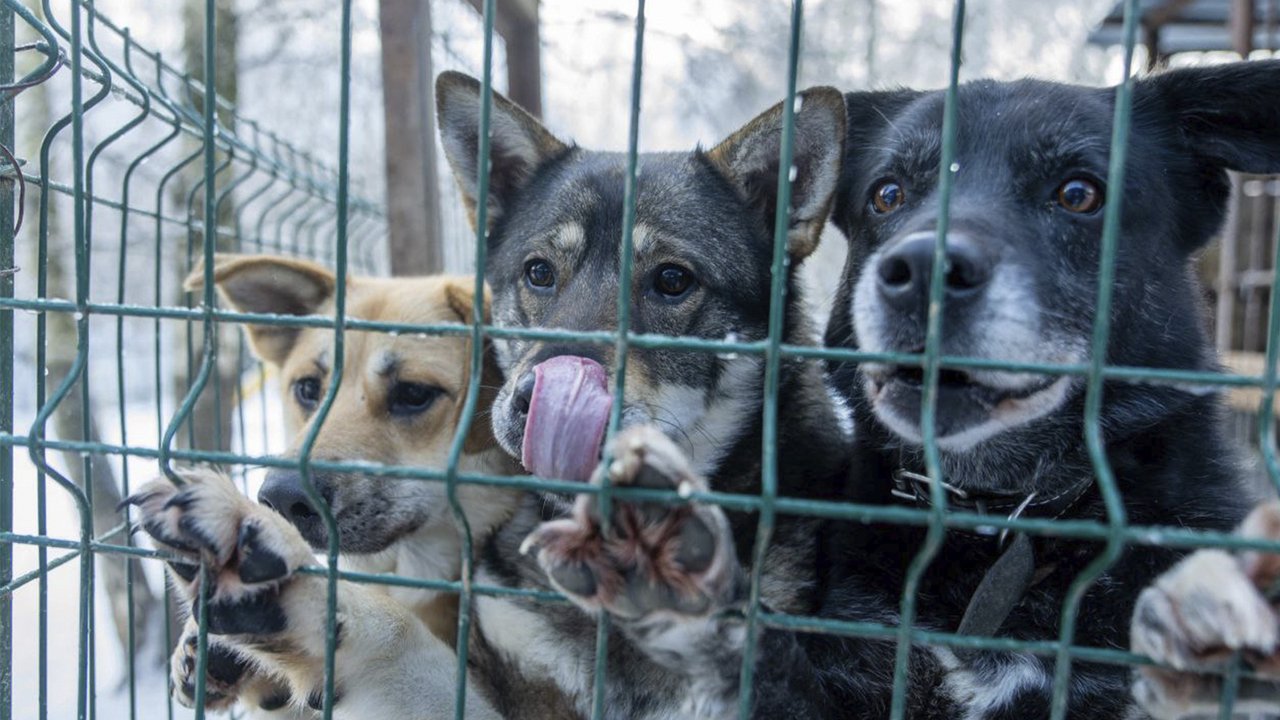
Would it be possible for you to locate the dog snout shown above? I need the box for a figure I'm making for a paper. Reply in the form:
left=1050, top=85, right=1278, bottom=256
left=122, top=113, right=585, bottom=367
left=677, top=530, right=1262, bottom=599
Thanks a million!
left=513, top=370, right=536, bottom=415
left=876, top=231, right=994, bottom=313
left=259, top=470, right=330, bottom=537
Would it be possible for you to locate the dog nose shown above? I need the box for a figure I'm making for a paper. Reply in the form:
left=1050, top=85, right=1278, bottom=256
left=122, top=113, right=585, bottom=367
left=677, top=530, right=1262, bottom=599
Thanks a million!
left=513, top=370, right=536, bottom=415
left=258, top=470, right=323, bottom=531
left=876, top=231, right=993, bottom=311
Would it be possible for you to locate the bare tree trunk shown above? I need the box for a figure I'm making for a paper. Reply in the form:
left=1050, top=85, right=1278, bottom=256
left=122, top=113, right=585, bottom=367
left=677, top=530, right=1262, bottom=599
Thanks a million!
left=173, top=0, right=240, bottom=456
left=21, top=4, right=160, bottom=668
left=380, top=0, right=443, bottom=274
left=465, top=0, right=543, bottom=118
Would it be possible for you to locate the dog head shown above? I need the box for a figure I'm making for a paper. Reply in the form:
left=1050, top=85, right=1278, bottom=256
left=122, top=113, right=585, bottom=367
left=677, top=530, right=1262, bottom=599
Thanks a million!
left=830, top=61, right=1280, bottom=471
left=187, top=254, right=511, bottom=553
left=436, top=71, right=845, bottom=479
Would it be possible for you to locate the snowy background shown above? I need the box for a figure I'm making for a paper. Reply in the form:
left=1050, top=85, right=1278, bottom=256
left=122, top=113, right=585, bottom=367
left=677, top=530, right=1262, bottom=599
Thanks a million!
left=8, top=0, right=1153, bottom=716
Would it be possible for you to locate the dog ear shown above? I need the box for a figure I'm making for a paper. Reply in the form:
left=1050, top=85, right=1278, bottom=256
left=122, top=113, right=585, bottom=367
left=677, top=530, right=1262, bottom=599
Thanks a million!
left=1133, top=60, right=1280, bottom=175
left=706, top=86, right=847, bottom=260
left=436, top=71, right=570, bottom=232
left=185, top=254, right=337, bottom=366
left=443, top=279, right=501, bottom=455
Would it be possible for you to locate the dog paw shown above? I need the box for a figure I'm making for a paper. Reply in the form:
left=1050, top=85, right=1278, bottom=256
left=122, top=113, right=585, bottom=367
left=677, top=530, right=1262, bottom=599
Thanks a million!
left=1132, top=549, right=1278, bottom=671
left=1131, top=502, right=1280, bottom=718
left=522, top=425, right=738, bottom=619
left=124, top=469, right=314, bottom=636
left=170, top=619, right=254, bottom=711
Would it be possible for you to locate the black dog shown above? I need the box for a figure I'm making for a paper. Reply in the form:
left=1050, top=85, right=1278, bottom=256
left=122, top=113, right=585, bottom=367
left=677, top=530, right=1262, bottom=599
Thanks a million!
left=812, top=61, right=1280, bottom=717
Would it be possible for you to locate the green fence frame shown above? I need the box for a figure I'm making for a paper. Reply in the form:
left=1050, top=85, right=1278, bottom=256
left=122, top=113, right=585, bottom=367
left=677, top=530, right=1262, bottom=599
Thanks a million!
left=2, top=0, right=1280, bottom=719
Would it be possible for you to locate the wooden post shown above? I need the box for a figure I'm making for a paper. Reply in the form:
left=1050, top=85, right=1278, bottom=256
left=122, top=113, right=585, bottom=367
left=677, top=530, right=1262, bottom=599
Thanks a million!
left=380, top=0, right=444, bottom=274
left=1231, top=0, right=1255, bottom=56
left=466, top=0, right=543, bottom=118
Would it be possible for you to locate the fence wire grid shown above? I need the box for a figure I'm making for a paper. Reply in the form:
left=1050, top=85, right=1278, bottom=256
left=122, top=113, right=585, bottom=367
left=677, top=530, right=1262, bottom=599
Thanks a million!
left=2, top=1, right=1280, bottom=720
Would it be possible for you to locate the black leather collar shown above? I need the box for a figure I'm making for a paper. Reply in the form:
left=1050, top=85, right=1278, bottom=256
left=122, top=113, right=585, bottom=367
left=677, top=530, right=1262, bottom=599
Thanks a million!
left=888, top=466, right=1094, bottom=637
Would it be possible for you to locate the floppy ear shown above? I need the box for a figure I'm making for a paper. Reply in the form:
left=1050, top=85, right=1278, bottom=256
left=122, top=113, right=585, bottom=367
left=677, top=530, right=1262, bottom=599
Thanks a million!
left=184, top=254, right=336, bottom=366
left=443, top=279, right=502, bottom=454
left=1133, top=60, right=1280, bottom=174
left=435, top=71, right=570, bottom=232
left=706, top=86, right=847, bottom=260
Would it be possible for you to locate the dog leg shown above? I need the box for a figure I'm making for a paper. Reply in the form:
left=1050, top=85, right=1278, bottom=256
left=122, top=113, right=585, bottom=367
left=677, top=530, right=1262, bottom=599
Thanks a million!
left=1132, top=501, right=1280, bottom=719
left=127, top=469, right=500, bottom=720
left=523, top=425, right=750, bottom=718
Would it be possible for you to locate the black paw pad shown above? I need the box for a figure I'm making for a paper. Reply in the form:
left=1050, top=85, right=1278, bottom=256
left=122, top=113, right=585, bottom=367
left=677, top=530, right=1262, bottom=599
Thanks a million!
left=632, top=462, right=676, bottom=490
left=259, top=691, right=291, bottom=711
left=236, top=523, right=289, bottom=584
left=207, top=589, right=287, bottom=636
left=548, top=560, right=598, bottom=598
left=168, top=560, right=199, bottom=583
left=675, top=515, right=716, bottom=573
left=206, top=643, right=249, bottom=686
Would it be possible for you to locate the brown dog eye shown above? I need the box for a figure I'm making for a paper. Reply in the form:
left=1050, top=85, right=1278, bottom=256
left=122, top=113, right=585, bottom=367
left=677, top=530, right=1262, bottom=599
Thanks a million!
left=1056, top=178, right=1104, bottom=214
left=293, top=376, right=322, bottom=410
left=870, top=180, right=906, bottom=214
left=388, top=382, right=441, bottom=417
left=653, top=264, right=696, bottom=299
left=525, top=259, right=555, bottom=290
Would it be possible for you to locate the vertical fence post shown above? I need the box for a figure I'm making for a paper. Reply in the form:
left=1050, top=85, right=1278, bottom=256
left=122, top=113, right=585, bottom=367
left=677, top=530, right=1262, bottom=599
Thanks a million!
left=0, top=2, right=14, bottom=717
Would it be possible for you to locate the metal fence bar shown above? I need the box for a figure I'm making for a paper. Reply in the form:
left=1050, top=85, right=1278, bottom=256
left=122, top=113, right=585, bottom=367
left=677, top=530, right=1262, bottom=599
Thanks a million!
left=1048, top=1, right=1139, bottom=716
left=736, top=0, right=802, bottom=714
left=888, top=2, right=964, bottom=714
left=446, top=1, right=496, bottom=715
left=0, top=2, right=13, bottom=717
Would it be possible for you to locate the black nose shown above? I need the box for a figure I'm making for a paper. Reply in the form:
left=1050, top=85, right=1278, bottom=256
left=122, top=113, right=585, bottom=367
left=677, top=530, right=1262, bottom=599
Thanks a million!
left=513, top=370, right=536, bottom=415
left=258, top=470, right=323, bottom=533
left=876, top=232, right=993, bottom=312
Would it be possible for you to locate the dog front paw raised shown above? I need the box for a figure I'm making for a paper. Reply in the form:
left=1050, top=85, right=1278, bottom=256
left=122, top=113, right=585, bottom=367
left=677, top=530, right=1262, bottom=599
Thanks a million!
left=124, top=468, right=314, bottom=636
left=1132, top=502, right=1280, bottom=718
left=522, top=425, right=739, bottom=620
left=170, top=617, right=255, bottom=711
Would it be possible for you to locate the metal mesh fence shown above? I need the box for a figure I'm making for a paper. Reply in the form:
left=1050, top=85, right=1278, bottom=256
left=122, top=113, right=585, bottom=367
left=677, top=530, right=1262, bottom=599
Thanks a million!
left=2, top=0, right=1280, bottom=719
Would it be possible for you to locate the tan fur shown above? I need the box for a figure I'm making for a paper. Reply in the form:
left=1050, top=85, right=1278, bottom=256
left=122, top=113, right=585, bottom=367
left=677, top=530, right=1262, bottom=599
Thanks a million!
left=144, top=255, right=522, bottom=718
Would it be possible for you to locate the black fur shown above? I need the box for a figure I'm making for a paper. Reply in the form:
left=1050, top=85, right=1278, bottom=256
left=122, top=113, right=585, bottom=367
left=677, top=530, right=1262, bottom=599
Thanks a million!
left=782, top=61, right=1280, bottom=718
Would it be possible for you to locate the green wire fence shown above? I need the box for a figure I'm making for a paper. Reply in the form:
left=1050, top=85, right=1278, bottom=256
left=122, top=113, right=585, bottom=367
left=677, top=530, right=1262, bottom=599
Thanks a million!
left=1, top=0, right=1280, bottom=719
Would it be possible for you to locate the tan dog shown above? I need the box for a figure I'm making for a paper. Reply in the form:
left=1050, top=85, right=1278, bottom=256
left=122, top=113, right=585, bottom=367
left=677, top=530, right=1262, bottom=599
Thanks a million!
left=126, top=254, right=518, bottom=719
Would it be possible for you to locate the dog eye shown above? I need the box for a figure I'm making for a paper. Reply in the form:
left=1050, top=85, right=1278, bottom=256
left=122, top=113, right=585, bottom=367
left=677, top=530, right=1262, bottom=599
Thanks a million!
left=870, top=180, right=906, bottom=214
left=524, top=259, right=556, bottom=290
left=652, top=264, right=697, bottom=299
left=388, top=382, right=442, bottom=417
left=293, top=376, right=322, bottom=410
left=1056, top=178, right=1104, bottom=214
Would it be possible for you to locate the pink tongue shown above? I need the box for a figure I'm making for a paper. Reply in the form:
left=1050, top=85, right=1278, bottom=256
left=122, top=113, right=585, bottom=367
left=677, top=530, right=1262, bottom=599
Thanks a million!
left=522, top=356, right=614, bottom=482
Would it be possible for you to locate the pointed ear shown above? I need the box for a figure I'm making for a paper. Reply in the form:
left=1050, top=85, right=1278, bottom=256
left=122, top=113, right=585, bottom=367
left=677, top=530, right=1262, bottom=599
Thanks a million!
left=707, top=86, right=846, bottom=260
left=185, top=254, right=336, bottom=365
left=1133, top=60, right=1280, bottom=174
left=443, top=278, right=501, bottom=454
left=435, top=71, right=570, bottom=232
